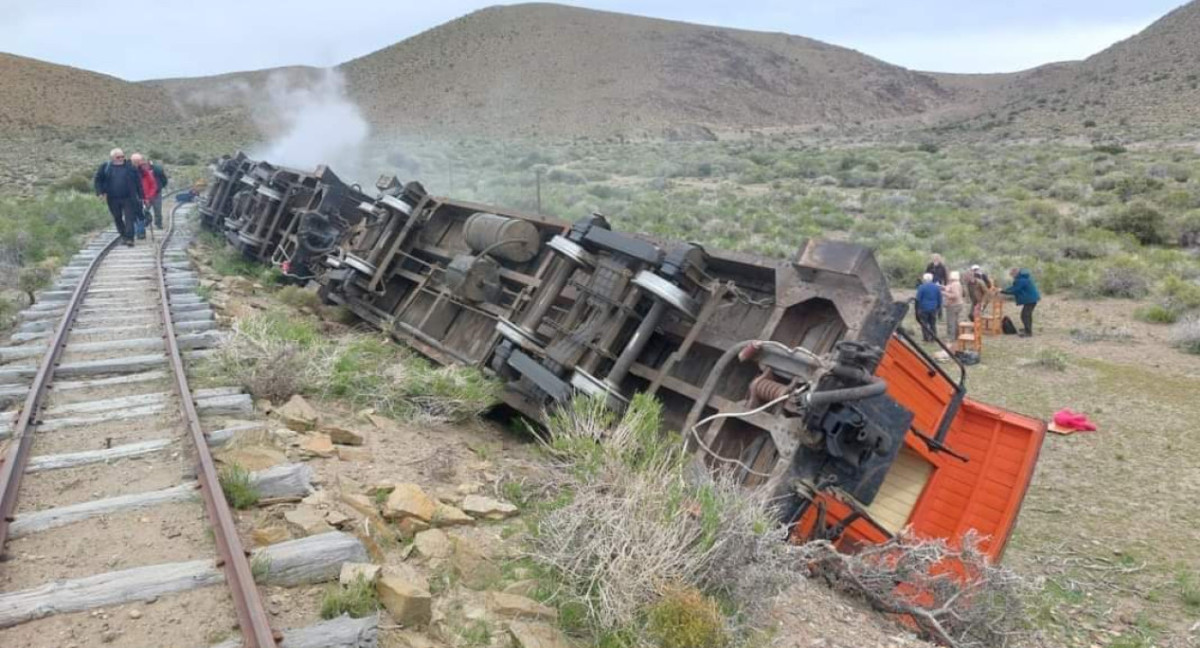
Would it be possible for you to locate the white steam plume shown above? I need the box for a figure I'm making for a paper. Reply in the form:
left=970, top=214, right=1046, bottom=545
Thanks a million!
left=249, top=69, right=369, bottom=182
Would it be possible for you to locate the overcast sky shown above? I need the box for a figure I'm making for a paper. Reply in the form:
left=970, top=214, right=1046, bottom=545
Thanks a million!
left=0, top=0, right=1183, bottom=81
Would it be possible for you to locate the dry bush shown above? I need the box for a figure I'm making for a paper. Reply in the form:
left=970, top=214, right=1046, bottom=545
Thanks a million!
left=1170, top=314, right=1200, bottom=354
left=797, top=532, right=1030, bottom=648
left=530, top=394, right=786, bottom=633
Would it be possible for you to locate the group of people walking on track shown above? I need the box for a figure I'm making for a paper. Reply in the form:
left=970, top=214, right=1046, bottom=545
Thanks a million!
left=93, top=148, right=169, bottom=247
left=915, top=253, right=1041, bottom=343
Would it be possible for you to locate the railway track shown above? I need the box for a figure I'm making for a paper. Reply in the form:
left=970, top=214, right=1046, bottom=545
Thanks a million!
left=0, top=206, right=373, bottom=648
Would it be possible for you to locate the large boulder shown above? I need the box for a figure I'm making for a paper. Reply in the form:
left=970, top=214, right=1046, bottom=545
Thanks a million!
left=322, top=423, right=367, bottom=446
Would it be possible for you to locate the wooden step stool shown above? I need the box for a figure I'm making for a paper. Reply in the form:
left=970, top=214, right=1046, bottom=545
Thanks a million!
left=980, top=294, right=1004, bottom=335
left=955, top=320, right=982, bottom=354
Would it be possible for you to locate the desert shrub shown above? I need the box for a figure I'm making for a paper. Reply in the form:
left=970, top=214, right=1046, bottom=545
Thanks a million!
left=1112, top=176, right=1163, bottom=202
left=1093, top=143, right=1127, bottom=155
left=1093, top=261, right=1151, bottom=298
left=49, top=172, right=93, bottom=194
left=1162, top=276, right=1200, bottom=311
left=218, top=463, right=259, bottom=509
left=917, top=141, right=941, bottom=154
left=532, top=393, right=786, bottom=635
left=646, top=586, right=729, bottom=648
left=1170, top=315, right=1200, bottom=354
left=1032, top=348, right=1069, bottom=371
left=1134, top=304, right=1179, bottom=324
left=1101, top=202, right=1166, bottom=244
left=320, top=575, right=379, bottom=619
left=1069, top=326, right=1135, bottom=343
left=175, top=152, right=201, bottom=166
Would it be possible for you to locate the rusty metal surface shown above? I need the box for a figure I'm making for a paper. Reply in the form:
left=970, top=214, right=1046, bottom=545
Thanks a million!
left=198, top=151, right=919, bottom=523
left=0, top=234, right=121, bottom=554
left=156, top=211, right=277, bottom=647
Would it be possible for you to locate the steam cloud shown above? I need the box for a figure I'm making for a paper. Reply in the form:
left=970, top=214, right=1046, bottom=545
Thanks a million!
left=250, top=69, right=370, bottom=181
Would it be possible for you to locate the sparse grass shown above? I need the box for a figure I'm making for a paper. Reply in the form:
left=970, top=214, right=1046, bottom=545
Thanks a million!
left=319, top=575, right=379, bottom=619
left=1133, top=303, right=1179, bottom=324
left=250, top=553, right=272, bottom=583
left=1031, top=348, right=1069, bottom=371
left=1177, top=571, right=1200, bottom=609
left=217, top=463, right=259, bottom=509
left=277, top=285, right=321, bottom=310
left=454, top=620, right=492, bottom=646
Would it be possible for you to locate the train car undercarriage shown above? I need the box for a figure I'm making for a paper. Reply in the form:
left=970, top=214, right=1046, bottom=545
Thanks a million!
left=199, top=152, right=1045, bottom=561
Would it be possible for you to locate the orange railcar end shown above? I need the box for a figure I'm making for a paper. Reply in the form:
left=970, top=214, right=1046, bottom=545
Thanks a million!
left=794, top=334, right=1046, bottom=562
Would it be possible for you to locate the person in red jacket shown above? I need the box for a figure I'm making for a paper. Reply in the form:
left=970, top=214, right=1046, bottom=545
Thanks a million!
left=131, top=153, right=158, bottom=239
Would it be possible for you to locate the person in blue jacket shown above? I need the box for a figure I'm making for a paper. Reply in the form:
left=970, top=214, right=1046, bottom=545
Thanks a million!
left=1001, top=268, right=1041, bottom=337
left=915, top=272, right=942, bottom=342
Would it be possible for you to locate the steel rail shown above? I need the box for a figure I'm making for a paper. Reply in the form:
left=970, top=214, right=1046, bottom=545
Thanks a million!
left=0, top=233, right=122, bottom=554
left=155, top=209, right=278, bottom=647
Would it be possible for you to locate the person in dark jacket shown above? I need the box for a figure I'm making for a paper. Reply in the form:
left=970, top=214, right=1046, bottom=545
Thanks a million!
left=925, top=254, right=948, bottom=286
left=131, top=153, right=168, bottom=229
left=915, top=272, right=943, bottom=342
left=1001, top=268, right=1041, bottom=337
left=93, top=148, right=144, bottom=246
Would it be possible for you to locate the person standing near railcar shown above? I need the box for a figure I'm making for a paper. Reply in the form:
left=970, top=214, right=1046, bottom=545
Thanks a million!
left=1001, top=267, right=1041, bottom=337
left=93, top=148, right=144, bottom=247
left=915, top=273, right=943, bottom=343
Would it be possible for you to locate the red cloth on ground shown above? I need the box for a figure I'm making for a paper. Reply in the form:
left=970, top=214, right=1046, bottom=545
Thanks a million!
left=139, top=166, right=159, bottom=200
left=1051, top=408, right=1097, bottom=433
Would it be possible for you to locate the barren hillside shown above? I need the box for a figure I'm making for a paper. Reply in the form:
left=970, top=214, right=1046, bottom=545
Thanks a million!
left=336, top=3, right=968, bottom=137
left=0, top=53, right=175, bottom=132
left=941, top=1, right=1200, bottom=135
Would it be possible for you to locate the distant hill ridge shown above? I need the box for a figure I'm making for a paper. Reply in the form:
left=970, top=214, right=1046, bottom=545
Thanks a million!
left=3, top=2, right=1200, bottom=138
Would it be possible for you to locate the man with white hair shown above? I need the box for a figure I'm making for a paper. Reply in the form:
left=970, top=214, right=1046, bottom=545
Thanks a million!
left=93, top=148, right=144, bottom=246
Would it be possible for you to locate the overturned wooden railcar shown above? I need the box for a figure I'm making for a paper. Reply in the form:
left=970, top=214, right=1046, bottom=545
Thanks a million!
left=198, top=153, right=1044, bottom=560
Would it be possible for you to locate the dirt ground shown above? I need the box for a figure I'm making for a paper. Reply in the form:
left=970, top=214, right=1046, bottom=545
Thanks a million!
left=904, top=293, right=1200, bottom=648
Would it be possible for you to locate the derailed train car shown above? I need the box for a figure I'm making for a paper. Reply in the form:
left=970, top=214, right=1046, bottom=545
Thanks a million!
left=200, top=153, right=1045, bottom=561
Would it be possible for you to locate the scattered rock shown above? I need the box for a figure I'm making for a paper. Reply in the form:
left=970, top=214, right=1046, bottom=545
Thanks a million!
left=397, top=517, right=431, bottom=539
left=414, top=529, right=453, bottom=560
left=385, top=483, right=438, bottom=522
left=461, top=495, right=518, bottom=520
left=503, top=579, right=540, bottom=597
left=339, top=562, right=382, bottom=586
left=251, top=525, right=290, bottom=546
left=255, top=399, right=274, bottom=414
left=325, top=509, right=352, bottom=528
left=432, top=503, right=473, bottom=527
left=371, top=479, right=398, bottom=494
left=456, top=482, right=483, bottom=496
left=452, top=537, right=501, bottom=590
left=337, top=446, right=371, bottom=462
left=340, top=491, right=400, bottom=545
left=128, top=609, right=142, bottom=620
left=487, top=592, right=557, bottom=621
left=284, top=505, right=335, bottom=537
left=269, top=427, right=300, bottom=447
left=217, top=446, right=287, bottom=472
left=378, top=575, right=433, bottom=628
left=509, top=621, right=572, bottom=648
left=299, top=433, right=335, bottom=458
left=321, top=423, right=366, bottom=446
left=276, top=394, right=319, bottom=431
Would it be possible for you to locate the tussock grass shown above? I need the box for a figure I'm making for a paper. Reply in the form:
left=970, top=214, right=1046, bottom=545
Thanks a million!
left=202, top=310, right=498, bottom=422
left=1169, top=315, right=1200, bottom=354
left=1032, top=348, right=1069, bottom=371
left=646, top=586, right=729, bottom=648
left=320, top=575, right=378, bottom=619
left=218, top=463, right=259, bottom=510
